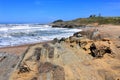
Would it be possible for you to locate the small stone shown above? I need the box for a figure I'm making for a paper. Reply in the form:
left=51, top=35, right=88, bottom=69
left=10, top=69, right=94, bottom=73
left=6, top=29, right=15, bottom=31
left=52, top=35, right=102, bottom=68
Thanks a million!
left=18, top=66, right=30, bottom=74
left=31, top=77, right=37, bottom=80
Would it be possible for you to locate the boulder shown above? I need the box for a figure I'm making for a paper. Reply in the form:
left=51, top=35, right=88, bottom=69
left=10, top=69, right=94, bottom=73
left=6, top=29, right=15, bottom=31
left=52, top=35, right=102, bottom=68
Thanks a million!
left=73, top=32, right=83, bottom=37
left=90, top=43, right=113, bottom=58
left=38, top=62, right=65, bottom=80
left=52, top=38, right=59, bottom=44
left=59, top=37, right=66, bottom=42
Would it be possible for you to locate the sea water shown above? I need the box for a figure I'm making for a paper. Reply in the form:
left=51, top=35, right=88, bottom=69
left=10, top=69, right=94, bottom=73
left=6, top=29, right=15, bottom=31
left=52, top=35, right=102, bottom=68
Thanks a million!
left=0, top=24, right=82, bottom=47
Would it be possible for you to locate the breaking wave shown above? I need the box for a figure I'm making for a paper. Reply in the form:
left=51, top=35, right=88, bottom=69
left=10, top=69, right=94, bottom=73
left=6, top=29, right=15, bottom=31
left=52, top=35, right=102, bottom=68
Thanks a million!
left=0, top=24, right=82, bottom=47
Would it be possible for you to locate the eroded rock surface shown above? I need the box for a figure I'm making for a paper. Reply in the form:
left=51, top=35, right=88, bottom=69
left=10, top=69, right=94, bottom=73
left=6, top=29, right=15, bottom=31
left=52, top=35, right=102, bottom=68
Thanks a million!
left=0, top=53, right=19, bottom=80
left=8, top=29, right=120, bottom=80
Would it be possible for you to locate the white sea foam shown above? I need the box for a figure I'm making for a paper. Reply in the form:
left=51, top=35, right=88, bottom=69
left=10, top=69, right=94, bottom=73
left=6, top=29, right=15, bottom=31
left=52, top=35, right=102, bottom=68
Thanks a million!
left=0, top=24, right=82, bottom=47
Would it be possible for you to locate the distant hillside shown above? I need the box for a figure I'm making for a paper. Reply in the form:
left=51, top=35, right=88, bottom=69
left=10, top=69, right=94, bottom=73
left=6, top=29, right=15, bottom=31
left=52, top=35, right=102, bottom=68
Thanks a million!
left=52, top=16, right=120, bottom=28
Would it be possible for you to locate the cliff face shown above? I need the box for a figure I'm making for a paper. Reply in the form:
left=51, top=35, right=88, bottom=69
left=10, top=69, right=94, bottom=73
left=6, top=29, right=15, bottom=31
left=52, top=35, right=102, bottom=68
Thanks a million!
left=9, top=29, right=120, bottom=80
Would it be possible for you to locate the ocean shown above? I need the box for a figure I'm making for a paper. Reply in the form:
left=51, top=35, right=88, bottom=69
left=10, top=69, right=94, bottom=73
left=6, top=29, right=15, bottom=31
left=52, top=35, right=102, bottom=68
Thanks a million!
left=0, top=24, right=82, bottom=47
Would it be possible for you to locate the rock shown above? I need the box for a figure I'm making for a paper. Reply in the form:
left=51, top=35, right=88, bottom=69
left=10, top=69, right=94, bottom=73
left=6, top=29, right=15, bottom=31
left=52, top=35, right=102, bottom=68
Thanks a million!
left=24, top=47, right=41, bottom=61
left=18, top=65, right=30, bottom=74
left=76, top=29, right=102, bottom=40
left=119, top=36, right=120, bottom=39
left=9, top=33, right=120, bottom=80
left=111, top=66, right=120, bottom=71
left=48, top=47, right=54, bottom=58
left=70, top=45, right=74, bottom=48
left=90, top=43, right=98, bottom=57
left=31, top=77, right=37, bottom=80
left=34, top=47, right=41, bottom=61
left=79, top=41, right=88, bottom=47
left=52, top=65, right=65, bottom=80
left=98, top=69, right=118, bottom=80
left=117, top=46, right=120, bottom=48
left=38, top=62, right=65, bottom=80
left=0, top=53, right=19, bottom=80
left=43, top=43, right=51, bottom=49
left=52, top=24, right=79, bottom=28
left=52, top=38, right=59, bottom=44
left=0, top=55, right=7, bottom=62
left=89, top=43, right=113, bottom=58
left=102, top=38, right=110, bottom=41
left=64, top=38, right=70, bottom=43
left=39, top=62, right=53, bottom=73
left=73, top=32, right=82, bottom=37
left=59, top=37, right=66, bottom=42
left=69, top=36, right=77, bottom=43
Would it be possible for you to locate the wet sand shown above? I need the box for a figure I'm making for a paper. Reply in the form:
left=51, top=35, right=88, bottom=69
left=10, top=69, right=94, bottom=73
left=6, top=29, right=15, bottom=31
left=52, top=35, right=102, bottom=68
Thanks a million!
left=0, top=41, right=52, bottom=55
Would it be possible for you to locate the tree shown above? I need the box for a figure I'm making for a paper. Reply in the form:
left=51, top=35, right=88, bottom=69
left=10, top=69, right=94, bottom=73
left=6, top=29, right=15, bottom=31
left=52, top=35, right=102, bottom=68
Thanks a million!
left=89, top=14, right=96, bottom=18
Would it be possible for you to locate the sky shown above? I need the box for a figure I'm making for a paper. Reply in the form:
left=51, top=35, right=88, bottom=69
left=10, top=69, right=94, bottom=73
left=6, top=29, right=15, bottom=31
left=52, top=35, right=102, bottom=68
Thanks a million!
left=0, top=0, right=120, bottom=23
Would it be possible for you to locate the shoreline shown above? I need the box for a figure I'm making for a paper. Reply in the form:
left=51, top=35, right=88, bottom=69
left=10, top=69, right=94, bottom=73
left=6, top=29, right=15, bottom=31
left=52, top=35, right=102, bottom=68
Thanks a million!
left=0, top=40, right=52, bottom=49
left=0, top=40, right=52, bottom=55
left=0, top=24, right=120, bottom=55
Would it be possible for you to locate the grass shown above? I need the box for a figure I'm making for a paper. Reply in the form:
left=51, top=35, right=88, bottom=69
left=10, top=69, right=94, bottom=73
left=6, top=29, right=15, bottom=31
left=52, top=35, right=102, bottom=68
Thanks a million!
left=53, top=16, right=120, bottom=26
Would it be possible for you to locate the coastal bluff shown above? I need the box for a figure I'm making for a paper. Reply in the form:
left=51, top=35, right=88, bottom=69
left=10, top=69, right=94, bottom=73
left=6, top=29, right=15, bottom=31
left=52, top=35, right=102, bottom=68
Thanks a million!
left=5, top=28, right=119, bottom=80
left=51, top=17, right=120, bottom=28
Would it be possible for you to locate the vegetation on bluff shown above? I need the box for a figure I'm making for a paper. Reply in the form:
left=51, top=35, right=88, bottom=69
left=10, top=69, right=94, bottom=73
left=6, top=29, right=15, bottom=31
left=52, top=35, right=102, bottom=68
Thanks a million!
left=74, top=16, right=120, bottom=25
left=52, top=15, right=120, bottom=28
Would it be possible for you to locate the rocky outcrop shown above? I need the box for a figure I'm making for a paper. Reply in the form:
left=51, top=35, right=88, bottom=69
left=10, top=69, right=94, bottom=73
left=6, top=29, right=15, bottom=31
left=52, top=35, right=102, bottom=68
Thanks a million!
left=8, top=29, right=120, bottom=80
left=73, top=29, right=102, bottom=40
left=90, top=42, right=113, bottom=58
left=0, top=53, right=19, bottom=80
left=52, top=24, right=81, bottom=28
left=51, top=20, right=85, bottom=28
